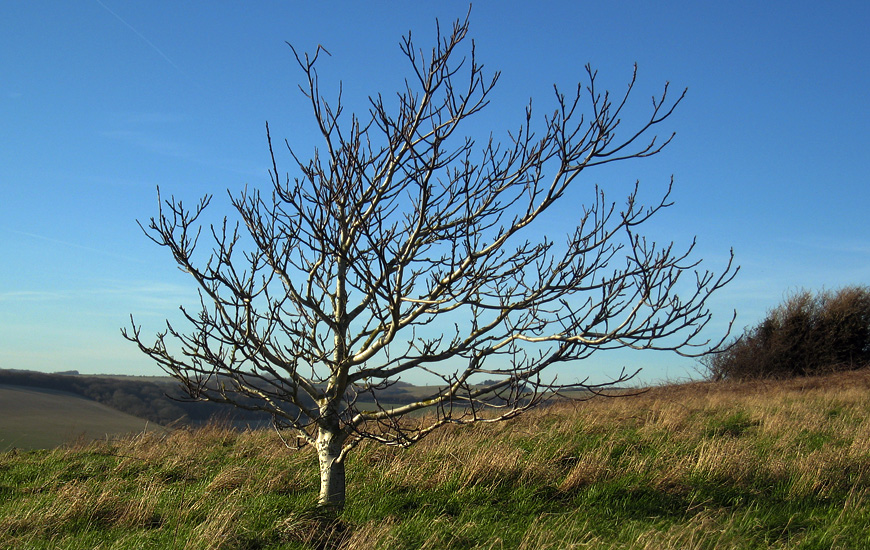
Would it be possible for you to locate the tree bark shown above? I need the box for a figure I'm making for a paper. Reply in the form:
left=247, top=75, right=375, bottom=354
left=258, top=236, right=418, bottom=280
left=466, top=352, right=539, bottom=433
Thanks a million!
left=316, top=420, right=347, bottom=508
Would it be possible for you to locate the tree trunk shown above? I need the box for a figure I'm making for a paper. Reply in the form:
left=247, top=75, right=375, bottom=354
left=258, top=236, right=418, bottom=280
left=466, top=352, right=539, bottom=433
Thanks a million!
left=316, top=424, right=346, bottom=508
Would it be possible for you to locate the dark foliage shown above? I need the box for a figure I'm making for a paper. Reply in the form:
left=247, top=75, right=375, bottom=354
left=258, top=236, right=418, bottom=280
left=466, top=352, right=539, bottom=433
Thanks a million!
left=705, top=286, right=870, bottom=380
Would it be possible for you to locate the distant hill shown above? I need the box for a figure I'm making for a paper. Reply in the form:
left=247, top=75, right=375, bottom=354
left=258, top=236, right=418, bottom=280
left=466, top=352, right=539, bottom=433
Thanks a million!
left=0, top=369, right=438, bottom=427
left=0, top=369, right=535, bottom=438
left=0, top=385, right=165, bottom=451
left=0, top=369, right=271, bottom=427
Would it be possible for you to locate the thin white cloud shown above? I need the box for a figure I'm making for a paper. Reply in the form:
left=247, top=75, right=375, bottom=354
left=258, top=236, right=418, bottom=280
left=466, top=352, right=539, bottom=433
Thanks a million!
left=776, top=236, right=870, bottom=256
left=99, top=127, right=263, bottom=178
left=114, top=112, right=187, bottom=125
left=9, top=229, right=147, bottom=264
left=0, top=282, right=197, bottom=326
left=100, top=129, right=194, bottom=160
left=0, top=290, right=70, bottom=303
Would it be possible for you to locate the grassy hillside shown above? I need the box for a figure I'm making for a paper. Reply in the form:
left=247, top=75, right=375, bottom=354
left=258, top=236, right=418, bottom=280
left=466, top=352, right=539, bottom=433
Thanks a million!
left=0, top=385, right=165, bottom=451
left=0, top=369, right=253, bottom=426
left=2, top=370, right=869, bottom=549
left=0, top=369, right=480, bottom=428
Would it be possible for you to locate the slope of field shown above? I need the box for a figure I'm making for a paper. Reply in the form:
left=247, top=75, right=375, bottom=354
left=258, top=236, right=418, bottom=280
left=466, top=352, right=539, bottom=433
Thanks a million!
left=2, top=369, right=870, bottom=549
left=0, top=385, right=164, bottom=451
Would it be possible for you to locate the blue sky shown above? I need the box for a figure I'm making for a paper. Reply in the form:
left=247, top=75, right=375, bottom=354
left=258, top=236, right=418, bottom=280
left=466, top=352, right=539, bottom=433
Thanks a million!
left=1, top=1, right=868, bottom=384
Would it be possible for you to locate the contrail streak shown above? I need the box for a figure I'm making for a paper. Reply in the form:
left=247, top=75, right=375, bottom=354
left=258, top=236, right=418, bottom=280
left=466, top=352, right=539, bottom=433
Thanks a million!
left=94, top=0, right=185, bottom=74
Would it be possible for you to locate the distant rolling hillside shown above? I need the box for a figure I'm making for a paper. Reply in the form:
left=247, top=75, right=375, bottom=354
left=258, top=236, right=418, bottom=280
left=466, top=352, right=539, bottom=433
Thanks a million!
left=0, top=385, right=165, bottom=451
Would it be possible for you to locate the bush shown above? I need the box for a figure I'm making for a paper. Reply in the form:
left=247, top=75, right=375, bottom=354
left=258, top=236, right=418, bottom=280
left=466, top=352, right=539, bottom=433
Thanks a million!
left=705, top=286, right=870, bottom=380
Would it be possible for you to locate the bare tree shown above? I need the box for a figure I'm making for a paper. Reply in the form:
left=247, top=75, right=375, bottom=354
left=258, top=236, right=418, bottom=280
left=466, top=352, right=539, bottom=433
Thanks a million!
left=124, top=15, right=735, bottom=508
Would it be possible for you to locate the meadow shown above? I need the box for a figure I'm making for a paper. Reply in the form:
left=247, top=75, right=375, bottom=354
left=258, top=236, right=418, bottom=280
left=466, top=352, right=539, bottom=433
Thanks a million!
left=0, top=385, right=162, bottom=452
left=2, top=369, right=869, bottom=549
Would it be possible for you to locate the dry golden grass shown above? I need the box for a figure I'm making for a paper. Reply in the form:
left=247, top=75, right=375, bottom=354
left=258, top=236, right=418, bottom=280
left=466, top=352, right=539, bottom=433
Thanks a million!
left=334, top=368, right=870, bottom=548
left=2, top=368, right=869, bottom=549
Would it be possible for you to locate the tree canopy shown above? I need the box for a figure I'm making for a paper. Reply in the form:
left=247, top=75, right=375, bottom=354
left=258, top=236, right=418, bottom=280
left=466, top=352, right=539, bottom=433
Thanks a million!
left=125, top=15, right=735, bottom=507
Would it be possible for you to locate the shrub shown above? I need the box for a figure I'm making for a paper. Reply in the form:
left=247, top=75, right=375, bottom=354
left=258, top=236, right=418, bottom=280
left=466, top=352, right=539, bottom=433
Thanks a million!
left=705, top=286, right=870, bottom=380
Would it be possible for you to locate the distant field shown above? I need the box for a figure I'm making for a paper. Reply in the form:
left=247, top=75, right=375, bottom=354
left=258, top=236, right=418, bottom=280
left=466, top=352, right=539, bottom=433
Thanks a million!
left=81, top=374, right=175, bottom=384
left=0, top=385, right=164, bottom=451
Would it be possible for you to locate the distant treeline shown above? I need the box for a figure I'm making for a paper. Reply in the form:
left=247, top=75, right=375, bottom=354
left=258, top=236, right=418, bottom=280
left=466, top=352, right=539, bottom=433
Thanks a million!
left=0, top=369, right=269, bottom=426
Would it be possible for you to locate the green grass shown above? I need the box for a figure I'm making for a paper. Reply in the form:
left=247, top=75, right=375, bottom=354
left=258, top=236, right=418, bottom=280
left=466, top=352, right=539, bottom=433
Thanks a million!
left=0, top=385, right=165, bottom=451
left=2, top=369, right=870, bottom=549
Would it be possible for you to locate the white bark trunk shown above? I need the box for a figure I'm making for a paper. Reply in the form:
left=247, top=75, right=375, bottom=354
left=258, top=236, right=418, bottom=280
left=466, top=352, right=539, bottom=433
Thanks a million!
left=316, top=426, right=346, bottom=507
